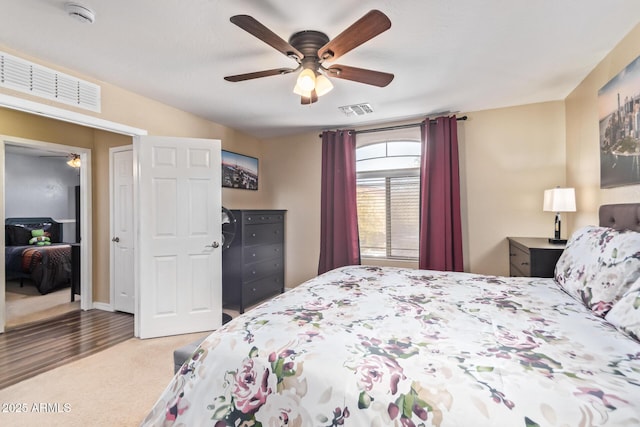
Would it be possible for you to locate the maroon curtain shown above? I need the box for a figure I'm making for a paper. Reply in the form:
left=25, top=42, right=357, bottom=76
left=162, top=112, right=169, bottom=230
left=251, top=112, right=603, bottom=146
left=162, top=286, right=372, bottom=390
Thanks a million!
left=318, top=130, right=360, bottom=274
left=419, top=116, right=464, bottom=271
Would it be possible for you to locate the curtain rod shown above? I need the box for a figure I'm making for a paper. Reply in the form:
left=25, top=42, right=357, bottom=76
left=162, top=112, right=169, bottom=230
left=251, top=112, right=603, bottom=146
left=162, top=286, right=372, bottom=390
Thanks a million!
left=318, top=115, right=467, bottom=137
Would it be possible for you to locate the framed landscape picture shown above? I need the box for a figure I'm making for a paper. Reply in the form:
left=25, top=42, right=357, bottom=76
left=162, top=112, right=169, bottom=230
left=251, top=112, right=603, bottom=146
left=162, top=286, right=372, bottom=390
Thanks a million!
left=221, top=150, right=258, bottom=190
left=598, top=54, right=640, bottom=188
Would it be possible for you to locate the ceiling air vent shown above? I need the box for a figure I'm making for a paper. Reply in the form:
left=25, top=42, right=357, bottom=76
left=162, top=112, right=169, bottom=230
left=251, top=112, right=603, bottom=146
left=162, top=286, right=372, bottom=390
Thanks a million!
left=0, top=50, right=101, bottom=112
left=339, top=103, right=374, bottom=117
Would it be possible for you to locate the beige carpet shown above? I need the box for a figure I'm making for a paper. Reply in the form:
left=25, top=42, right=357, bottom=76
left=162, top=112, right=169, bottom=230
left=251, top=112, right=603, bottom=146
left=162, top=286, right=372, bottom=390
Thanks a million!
left=0, top=330, right=210, bottom=426
left=5, top=280, right=79, bottom=328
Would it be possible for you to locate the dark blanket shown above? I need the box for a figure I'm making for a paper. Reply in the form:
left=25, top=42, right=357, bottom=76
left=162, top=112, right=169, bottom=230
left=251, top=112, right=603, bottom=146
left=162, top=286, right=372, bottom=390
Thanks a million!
left=6, top=244, right=71, bottom=294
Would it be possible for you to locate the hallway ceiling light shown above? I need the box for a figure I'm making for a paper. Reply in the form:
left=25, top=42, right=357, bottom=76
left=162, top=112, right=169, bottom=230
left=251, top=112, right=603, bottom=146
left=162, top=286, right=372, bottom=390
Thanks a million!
left=67, top=153, right=81, bottom=168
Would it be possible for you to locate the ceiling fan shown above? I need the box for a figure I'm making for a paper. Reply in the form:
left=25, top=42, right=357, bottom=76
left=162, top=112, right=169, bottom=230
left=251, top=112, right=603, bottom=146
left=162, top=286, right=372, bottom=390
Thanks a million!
left=224, top=9, right=394, bottom=104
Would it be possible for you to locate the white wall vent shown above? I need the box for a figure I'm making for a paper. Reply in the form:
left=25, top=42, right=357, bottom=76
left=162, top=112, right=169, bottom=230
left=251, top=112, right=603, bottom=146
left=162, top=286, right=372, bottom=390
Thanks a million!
left=0, top=51, right=101, bottom=112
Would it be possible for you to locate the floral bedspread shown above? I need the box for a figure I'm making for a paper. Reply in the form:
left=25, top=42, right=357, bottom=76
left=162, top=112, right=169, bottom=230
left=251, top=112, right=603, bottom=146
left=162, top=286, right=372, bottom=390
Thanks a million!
left=142, top=266, right=640, bottom=426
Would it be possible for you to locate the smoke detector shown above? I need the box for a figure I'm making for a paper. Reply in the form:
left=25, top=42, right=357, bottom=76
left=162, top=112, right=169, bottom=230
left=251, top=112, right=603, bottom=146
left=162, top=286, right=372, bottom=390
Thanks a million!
left=64, top=3, right=96, bottom=24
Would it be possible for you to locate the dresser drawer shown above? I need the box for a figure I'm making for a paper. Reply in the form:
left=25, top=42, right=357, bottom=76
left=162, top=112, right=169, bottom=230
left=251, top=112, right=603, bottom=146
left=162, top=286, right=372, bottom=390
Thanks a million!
left=509, top=243, right=530, bottom=276
left=243, top=223, right=284, bottom=246
left=242, top=275, right=283, bottom=306
left=243, top=256, right=284, bottom=282
left=244, top=244, right=283, bottom=262
left=243, top=212, right=285, bottom=225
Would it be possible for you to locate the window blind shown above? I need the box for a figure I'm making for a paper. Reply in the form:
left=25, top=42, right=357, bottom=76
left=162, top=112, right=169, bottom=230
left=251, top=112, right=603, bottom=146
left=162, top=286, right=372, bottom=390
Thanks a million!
left=356, top=175, right=419, bottom=259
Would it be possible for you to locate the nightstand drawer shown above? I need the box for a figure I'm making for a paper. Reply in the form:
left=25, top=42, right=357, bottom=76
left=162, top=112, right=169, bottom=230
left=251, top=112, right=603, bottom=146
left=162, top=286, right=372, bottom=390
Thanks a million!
left=507, top=237, right=565, bottom=278
left=509, top=244, right=530, bottom=276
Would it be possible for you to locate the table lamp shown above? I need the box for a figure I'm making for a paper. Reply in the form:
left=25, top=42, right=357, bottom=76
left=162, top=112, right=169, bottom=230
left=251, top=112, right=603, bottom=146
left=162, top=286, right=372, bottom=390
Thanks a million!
left=543, top=187, right=576, bottom=244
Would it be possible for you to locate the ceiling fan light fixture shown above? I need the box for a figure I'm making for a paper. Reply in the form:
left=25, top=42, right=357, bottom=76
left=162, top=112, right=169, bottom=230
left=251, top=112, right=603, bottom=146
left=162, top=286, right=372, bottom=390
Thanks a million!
left=314, top=74, right=333, bottom=96
left=297, top=68, right=316, bottom=92
left=293, top=83, right=310, bottom=97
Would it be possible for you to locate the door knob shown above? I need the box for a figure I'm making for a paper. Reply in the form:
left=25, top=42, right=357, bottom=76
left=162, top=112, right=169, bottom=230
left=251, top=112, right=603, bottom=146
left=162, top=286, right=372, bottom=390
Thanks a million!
left=112, top=237, right=120, bottom=242
left=205, top=241, right=220, bottom=248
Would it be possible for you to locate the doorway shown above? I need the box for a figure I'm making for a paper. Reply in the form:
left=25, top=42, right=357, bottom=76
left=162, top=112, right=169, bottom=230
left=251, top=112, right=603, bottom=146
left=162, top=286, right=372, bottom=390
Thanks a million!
left=0, top=135, right=92, bottom=332
left=4, top=142, right=83, bottom=327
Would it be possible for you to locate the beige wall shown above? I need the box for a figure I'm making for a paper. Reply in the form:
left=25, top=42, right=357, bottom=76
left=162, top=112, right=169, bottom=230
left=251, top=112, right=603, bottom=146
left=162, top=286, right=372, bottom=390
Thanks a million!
left=566, top=23, right=640, bottom=226
left=463, top=102, right=567, bottom=275
left=261, top=131, right=322, bottom=287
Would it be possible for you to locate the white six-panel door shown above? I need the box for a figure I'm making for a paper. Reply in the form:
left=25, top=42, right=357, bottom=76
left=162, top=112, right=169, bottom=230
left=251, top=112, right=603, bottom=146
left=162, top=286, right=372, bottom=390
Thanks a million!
left=134, top=136, right=222, bottom=339
left=112, top=147, right=135, bottom=314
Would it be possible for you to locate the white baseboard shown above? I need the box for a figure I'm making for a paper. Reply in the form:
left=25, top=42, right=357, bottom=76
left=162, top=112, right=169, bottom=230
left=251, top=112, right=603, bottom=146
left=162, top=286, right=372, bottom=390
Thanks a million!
left=92, top=302, right=114, bottom=312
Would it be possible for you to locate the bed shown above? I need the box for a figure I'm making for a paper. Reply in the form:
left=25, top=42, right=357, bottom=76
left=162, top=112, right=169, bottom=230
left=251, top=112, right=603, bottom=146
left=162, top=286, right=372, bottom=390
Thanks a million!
left=5, top=217, right=72, bottom=295
left=142, top=204, right=640, bottom=426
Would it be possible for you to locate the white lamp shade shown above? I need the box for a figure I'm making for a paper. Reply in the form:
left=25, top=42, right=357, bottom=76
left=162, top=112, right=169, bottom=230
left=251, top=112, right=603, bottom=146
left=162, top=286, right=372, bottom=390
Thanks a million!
left=314, top=74, right=333, bottom=96
left=543, top=187, right=576, bottom=212
left=296, top=68, right=316, bottom=92
left=293, top=83, right=312, bottom=97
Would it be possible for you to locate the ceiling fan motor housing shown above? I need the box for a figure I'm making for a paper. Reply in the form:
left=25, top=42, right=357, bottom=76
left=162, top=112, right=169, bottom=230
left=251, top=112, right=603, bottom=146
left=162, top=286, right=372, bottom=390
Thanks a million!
left=288, top=30, right=330, bottom=66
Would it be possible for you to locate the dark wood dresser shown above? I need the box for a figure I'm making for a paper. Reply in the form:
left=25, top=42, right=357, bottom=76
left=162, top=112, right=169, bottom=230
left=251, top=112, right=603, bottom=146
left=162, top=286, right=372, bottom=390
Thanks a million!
left=507, top=237, right=565, bottom=278
left=223, top=210, right=286, bottom=313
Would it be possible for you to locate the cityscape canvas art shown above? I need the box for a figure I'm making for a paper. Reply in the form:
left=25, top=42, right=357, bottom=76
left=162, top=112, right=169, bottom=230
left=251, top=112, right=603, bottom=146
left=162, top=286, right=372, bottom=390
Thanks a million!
left=598, top=55, right=640, bottom=188
left=221, top=150, right=258, bottom=190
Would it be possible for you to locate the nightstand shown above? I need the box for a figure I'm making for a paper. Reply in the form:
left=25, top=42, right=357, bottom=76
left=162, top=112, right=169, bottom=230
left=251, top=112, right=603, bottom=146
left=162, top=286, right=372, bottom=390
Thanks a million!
left=507, top=237, right=565, bottom=278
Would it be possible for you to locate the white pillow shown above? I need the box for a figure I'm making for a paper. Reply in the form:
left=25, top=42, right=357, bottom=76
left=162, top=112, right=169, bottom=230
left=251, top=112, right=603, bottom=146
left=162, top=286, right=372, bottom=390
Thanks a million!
left=605, top=279, right=640, bottom=341
left=554, top=225, right=640, bottom=317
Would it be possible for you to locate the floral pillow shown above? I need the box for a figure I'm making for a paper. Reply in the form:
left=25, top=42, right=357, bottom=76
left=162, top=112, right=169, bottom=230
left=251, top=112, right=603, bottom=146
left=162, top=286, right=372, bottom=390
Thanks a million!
left=554, top=225, right=640, bottom=317
left=605, top=280, right=640, bottom=341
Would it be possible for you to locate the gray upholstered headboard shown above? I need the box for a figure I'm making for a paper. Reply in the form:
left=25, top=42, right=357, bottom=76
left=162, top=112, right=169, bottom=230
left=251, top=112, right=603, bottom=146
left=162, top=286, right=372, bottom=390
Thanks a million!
left=599, top=203, right=640, bottom=232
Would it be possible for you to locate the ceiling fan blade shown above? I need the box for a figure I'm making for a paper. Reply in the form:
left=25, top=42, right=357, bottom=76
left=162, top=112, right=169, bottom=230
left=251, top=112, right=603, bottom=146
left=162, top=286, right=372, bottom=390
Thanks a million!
left=224, top=68, right=296, bottom=82
left=301, top=90, right=318, bottom=105
left=326, top=65, right=394, bottom=87
left=230, top=15, right=303, bottom=60
left=318, top=10, right=391, bottom=62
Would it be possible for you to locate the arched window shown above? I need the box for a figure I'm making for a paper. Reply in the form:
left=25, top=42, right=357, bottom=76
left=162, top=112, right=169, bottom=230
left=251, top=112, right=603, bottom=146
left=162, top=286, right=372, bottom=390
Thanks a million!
left=356, top=140, right=420, bottom=259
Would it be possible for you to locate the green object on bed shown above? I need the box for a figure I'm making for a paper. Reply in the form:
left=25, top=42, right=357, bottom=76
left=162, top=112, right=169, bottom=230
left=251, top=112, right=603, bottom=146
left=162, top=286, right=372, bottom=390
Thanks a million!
left=29, top=229, right=51, bottom=245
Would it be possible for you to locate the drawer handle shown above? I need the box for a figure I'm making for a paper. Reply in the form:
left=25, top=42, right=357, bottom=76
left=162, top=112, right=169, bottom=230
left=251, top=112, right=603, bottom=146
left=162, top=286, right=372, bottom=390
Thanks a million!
left=251, top=253, right=256, bottom=257
left=252, top=233, right=256, bottom=237
left=509, top=253, right=516, bottom=257
left=252, top=270, right=256, bottom=275
left=520, top=262, right=529, bottom=266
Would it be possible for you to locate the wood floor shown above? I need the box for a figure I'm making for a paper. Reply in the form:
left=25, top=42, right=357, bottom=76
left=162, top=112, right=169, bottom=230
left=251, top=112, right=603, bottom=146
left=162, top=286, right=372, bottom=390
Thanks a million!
left=0, top=309, right=133, bottom=389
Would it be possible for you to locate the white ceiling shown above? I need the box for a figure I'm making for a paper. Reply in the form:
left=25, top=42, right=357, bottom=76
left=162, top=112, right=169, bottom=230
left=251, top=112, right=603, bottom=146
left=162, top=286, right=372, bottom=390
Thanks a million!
left=1, top=0, right=639, bottom=139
